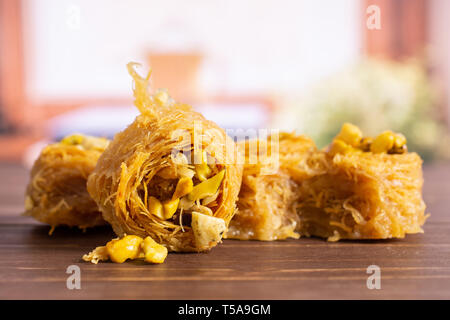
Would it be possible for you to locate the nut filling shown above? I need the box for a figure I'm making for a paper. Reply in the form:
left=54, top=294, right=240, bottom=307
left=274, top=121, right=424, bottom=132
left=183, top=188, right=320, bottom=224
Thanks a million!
left=137, top=150, right=226, bottom=231
left=329, top=123, right=408, bottom=155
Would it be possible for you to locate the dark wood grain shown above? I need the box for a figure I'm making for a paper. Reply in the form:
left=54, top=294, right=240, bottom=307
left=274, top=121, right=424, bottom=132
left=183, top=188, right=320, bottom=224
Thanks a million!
left=0, top=162, right=449, bottom=299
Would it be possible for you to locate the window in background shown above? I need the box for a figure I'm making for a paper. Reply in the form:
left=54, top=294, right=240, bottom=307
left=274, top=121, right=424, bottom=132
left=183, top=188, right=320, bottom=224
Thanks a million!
left=2, top=0, right=363, bottom=162
left=22, top=0, right=362, bottom=101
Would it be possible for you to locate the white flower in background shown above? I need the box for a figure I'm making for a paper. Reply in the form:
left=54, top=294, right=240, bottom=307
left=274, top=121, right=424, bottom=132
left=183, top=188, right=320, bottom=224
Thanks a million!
left=273, top=58, right=446, bottom=161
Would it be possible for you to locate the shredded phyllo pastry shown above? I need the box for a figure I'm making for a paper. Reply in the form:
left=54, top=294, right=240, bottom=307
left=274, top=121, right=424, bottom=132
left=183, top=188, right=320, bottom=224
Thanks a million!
left=24, top=134, right=110, bottom=232
left=296, top=123, right=428, bottom=241
left=227, top=133, right=326, bottom=241
left=86, top=62, right=243, bottom=252
left=229, top=124, right=427, bottom=242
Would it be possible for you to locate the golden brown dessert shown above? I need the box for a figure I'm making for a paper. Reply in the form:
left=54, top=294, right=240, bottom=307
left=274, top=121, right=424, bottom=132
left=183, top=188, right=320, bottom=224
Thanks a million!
left=227, top=133, right=326, bottom=241
left=87, top=63, right=243, bottom=252
left=296, top=123, right=428, bottom=241
left=24, top=134, right=109, bottom=232
left=228, top=124, right=427, bottom=242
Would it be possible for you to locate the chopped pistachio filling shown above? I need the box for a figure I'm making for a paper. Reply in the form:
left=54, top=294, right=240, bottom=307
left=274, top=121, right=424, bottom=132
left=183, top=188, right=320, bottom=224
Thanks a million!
left=329, top=123, right=408, bottom=155
left=60, top=134, right=84, bottom=146
left=188, top=169, right=225, bottom=201
left=141, top=150, right=226, bottom=233
left=83, top=234, right=168, bottom=264
left=106, top=235, right=143, bottom=263
left=191, top=211, right=226, bottom=250
left=60, top=134, right=109, bottom=151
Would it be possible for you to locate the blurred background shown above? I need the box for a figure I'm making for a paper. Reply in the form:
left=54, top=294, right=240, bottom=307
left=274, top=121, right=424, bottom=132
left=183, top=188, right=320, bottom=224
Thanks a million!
left=0, top=0, right=449, bottom=166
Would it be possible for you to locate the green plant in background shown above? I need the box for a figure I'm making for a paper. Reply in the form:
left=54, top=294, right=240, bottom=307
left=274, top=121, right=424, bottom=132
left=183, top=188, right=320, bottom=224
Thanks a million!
left=274, top=58, right=448, bottom=162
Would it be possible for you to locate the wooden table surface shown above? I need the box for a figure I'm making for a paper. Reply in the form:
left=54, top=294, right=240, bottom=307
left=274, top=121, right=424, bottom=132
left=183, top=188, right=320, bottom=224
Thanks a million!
left=0, top=162, right=449, bottom=300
